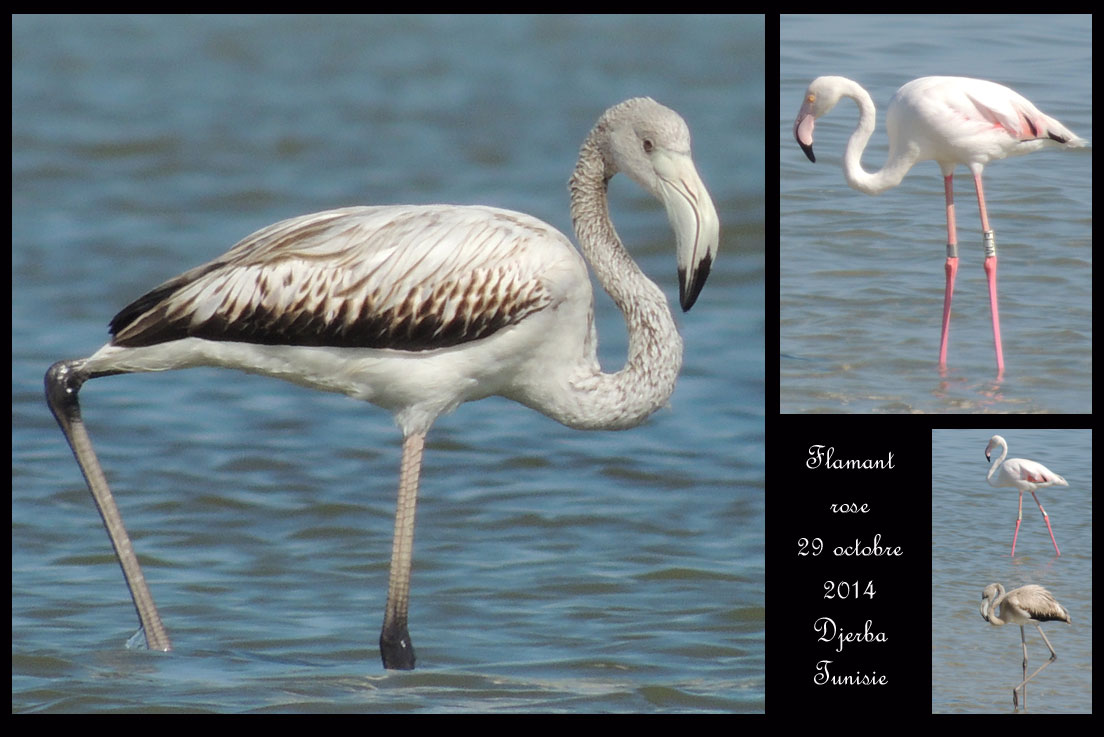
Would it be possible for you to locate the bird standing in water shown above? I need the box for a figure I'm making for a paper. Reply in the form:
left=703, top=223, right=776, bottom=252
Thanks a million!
left=793, top=75, right=1086, bottom=374
left=46, top=97, right=720, bottom=669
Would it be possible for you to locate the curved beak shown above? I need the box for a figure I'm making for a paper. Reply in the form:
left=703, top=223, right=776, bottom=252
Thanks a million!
left=793, top=98, right=817, bottom=163
left=653, top=150, right=720, bottom=311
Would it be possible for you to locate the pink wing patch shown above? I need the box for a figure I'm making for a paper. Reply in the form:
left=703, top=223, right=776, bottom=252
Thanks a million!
left=964, top=92, right=1049, bottom=141
left=1008, top=108, right=1043, bottom=140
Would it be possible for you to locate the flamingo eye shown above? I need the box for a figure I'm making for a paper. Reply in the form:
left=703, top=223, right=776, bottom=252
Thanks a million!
left=642, top=138, right=654, bottom=154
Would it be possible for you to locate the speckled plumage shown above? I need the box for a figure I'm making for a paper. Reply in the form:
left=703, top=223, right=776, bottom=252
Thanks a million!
left=109, top=206, right=562, bottom=351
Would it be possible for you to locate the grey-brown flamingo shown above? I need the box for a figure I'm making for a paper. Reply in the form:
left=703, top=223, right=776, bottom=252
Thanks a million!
left=979, top=583, right=1071, bottom=709
left=44, top=97, right=719, bottom=670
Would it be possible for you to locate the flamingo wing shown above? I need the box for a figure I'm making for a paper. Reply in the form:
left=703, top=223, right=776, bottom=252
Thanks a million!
left=1019, top=468, right=1052, bottom=484
left=109, top=206, right=582, bottom=351
left=1004, top=458, right=1067, bottom=487
left=892, top=77, right=1084, bottom=166
left=958, top=84, right=1067, bottom=143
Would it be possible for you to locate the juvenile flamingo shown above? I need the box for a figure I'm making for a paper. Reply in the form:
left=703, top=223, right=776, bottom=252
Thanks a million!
left=44, top=98, right=719, bottom=669
left=793, top=76, right=1086, bottom=374
left=979, top=583, right=1071, bottom=709
left=985, top=434, right=1068, bottom=557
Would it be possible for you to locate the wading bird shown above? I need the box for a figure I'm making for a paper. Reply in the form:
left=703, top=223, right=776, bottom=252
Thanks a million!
left=793, top=76, right=1086, bottom=374
left=979, top=583, right=1071, bottom=709
left=985, top=434, right=1067, bottom=557
left=45, top=97, right=719, bottom=670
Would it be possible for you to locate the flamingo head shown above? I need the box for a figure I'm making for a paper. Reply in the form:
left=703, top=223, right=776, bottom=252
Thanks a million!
left=985, top=435, right=1006, bottom=463
left=793, top=76, right=853, bottom=163
left=595, top=97, right=720, bottom=312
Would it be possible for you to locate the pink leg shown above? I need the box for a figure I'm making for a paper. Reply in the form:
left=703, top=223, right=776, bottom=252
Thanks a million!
left=974, top=172, right=1005, bottom=374
left=939, top=174, right=958, bottom=368
left=1010, top=490, right=1024, bottom=557
left=1031, top=491, right=1061, bottom=557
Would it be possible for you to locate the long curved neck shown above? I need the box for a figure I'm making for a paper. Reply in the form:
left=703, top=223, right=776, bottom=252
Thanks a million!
left=554, top=134, right=682, bottom=431
left=986, top=442, right=1007, bottom=486
left=838, top=80, right=918, bottom=195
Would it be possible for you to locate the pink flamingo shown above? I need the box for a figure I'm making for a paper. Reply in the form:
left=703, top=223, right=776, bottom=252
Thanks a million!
left=985, top=435, right=1068, bottom=557
left=793, top=76, right=1086, bottom=374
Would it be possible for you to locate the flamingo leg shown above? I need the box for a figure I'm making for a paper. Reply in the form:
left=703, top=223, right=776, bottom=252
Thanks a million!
left=1010, top=490, right=1024, bottom=557
left=380, top=430, right=425, bottom=670
left=1014, top=623, right=1060, bottom=709
left=1013, top=625, right=1029, bottom=708
left=1030, top=491, right=1061, bottom=557
left=973, top=171, right=1005, bottom=374
left=45, top=360, right=172, bottom=652
left=939, top=174, right=959, bottom=368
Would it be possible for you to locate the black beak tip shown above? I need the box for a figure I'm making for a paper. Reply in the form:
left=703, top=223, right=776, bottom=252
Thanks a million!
left=799, top=142, right=816, bottom=163
left=678, top=252, right=713, bottom=312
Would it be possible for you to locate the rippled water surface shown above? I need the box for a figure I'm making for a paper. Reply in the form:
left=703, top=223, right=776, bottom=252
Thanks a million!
left=780, top=15, right=1092, bottom=413
left=13, top=15, right=764, bottom=712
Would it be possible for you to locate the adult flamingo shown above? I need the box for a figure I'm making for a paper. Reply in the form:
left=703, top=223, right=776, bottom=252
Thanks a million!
left=985, top=435, right=1068, bottom=557
left=979, top=583, right=1071, bottom=709
left=44, top=98, right=719, bottom=670
left=792, top=76, right=1086, bottom=374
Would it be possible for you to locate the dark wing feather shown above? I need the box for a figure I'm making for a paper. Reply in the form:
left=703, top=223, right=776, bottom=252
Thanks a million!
left=110, top=206, right=571, bottom=351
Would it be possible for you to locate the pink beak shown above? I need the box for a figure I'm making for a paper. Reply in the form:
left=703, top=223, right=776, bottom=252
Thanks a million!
left=794, top=102, right=817, bottom=162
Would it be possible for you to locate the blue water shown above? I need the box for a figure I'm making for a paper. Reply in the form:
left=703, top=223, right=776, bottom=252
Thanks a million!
left=780, top=14, right=1092, bottom=413
left=931, top=429, right=1092, bottom=713
left=13, top=15, right=764, bottom=712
